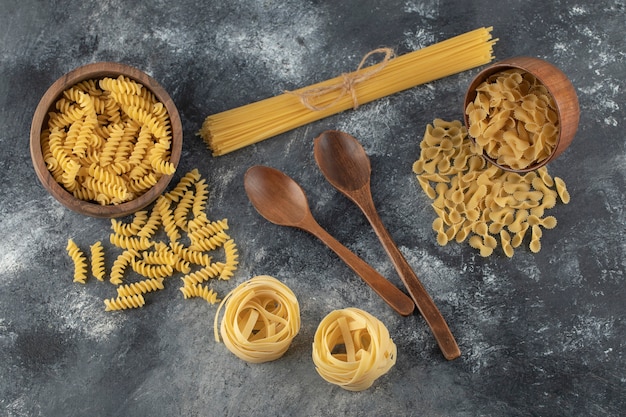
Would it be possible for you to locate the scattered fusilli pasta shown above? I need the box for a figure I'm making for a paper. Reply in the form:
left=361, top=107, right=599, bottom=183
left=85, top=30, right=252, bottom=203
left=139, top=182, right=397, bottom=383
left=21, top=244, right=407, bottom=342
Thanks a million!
left=90, top=241, right=105, bottom=281
left=66, top=238, right=88, bottom=283
left=65, top=168, right=239, bottom=311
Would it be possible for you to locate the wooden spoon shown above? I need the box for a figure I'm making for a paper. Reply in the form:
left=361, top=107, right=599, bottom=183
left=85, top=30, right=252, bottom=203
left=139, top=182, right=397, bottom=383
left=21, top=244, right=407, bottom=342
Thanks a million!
left=313, top=130, right=461, bottom=360
left=244, top=165, right=415, bottom=316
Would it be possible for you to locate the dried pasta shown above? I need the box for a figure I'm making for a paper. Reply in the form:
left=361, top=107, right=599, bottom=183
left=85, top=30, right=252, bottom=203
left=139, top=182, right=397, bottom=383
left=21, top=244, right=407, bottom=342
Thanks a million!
left=131, top=259, right=174, bottom=279
left=111, top=210, right=148, bottom=237
left=219, top=239, right=239, bottom=280
left=312, top=308, right=397, bottom=391
left=109, top=234, right=152, bottom=251
left=173, top=190, right=194, bottom=230
left=170, top=241, right=213, bottom=267
left=141, top=247, right=176, bottom=266
left=181, top=262, right=225, bottom=287
left=180, top=283, right=220, bottom=304
left=466, top=69, right=559, bottom=170
left=66, top=238, right=88, bottom=283
left=104, top=294, right=145, bottom=311
left=413, top=119, right=570, bottom=257
left=200, top=27, right=497, bottom=156
left=67, top=169, right=239, bottom=311
left=41, top=75, right=175, bottom=205
left=154, top=196, right=181, bottom=243
left=117, top=278, right=165, bottom=297
left=110, top=249, right=139, bottom=285
left=164, top=168, right=201, bottom=202
left=188, top=229, right=230, bottom=252
left=554, top=177, right=570, bottom=204
left=214, top=275, right=300, bottom=363
left=90, top=241, right=105, bottom=281
left=187, top=219, right=229, bottom=242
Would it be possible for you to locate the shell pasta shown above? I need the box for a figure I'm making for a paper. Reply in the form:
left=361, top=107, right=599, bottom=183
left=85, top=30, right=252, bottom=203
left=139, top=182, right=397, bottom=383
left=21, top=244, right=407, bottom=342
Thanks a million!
left=466, top=69, right=559, bottom=170
left=413, top=118, right=569, bottom=257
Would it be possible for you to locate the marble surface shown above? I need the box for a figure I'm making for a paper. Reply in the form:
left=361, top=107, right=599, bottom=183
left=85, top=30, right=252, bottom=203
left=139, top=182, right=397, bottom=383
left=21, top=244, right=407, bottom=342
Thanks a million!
left=1, top=0, right=624, bottom=416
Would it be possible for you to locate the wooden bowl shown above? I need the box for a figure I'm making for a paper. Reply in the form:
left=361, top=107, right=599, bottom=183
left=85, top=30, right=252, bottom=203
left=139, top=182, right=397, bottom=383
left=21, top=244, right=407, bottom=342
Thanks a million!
left=463, top=56, right=580, bottom=173
left=30, top=62, right=182, bottom=218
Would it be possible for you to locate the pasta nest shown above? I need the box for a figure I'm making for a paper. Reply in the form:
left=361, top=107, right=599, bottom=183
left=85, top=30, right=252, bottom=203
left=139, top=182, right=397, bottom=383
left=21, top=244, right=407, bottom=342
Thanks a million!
left=214, top=275, right=300, bottom=363
left=312, top=308, right=397, bottom=391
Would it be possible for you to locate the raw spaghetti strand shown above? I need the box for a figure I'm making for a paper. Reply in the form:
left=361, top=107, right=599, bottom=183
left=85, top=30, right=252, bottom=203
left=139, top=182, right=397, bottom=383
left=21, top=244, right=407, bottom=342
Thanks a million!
left=214, top=275, right=300, bottom=363
left=199, top=27, right=497, bottom=156
left=312, top=308, right=397, bottom=391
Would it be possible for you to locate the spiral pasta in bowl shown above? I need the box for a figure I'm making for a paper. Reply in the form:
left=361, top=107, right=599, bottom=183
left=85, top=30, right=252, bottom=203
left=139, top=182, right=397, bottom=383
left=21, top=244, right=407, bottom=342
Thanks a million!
left=463, top=56, right=579, bottom=173
left=30, top=62, right=183, bottom=218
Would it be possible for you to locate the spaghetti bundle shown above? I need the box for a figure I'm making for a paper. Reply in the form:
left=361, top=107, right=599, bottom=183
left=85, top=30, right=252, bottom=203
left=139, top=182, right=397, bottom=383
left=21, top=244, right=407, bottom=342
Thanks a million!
left=312, top=308, right=397, bottom=391
left=214, top=275, right=300, bottom=363
left=200, top=27, right=497, bottom=156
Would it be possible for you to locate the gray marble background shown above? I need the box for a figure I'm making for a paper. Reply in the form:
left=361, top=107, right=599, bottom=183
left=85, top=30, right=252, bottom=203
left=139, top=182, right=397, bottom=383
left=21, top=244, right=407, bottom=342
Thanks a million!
left=1, top=0, right=624, bottom=416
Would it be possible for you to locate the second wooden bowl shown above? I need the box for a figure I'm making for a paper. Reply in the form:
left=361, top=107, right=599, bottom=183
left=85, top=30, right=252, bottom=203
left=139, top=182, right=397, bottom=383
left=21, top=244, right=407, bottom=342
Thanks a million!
left=463, top=56, right=580, bottom=173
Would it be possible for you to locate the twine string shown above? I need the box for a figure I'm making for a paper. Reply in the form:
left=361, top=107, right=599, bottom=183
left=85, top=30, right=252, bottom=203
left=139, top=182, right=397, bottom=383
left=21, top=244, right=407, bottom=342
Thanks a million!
left=286, top=47, right=395, bottom=111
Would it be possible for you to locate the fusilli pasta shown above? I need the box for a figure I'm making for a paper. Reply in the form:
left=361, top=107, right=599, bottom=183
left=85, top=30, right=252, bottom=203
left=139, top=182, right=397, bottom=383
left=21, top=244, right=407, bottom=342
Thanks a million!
left=66, top=238, right=88, bottom=283
left=104, top=294, right=145, bottom=311
left=117, top=278, right=165, bottom=297
left=90, top=241, right=105, bottom=281
left=41, top=75, right=175, bottom=205
left=180, top=283, right=220, bottom=304
left=67, top=169, right=239, bottom=311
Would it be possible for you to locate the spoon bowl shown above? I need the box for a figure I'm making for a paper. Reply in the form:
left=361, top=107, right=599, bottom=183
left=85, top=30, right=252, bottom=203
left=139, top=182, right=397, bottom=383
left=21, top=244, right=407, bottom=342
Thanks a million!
left=314, top=131, right=371, bottom=192
left=243, top=165, right=415, bottom=316
left=314, top=130, right=460, bottom=360
left=244, top=166, right=310, bottom=227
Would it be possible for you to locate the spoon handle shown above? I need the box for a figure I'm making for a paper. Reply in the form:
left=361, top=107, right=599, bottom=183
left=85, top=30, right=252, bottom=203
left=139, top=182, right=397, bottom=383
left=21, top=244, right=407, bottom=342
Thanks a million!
left=356, top=192, right=461, bottom=360
left=305, top=222, right=415, bottom=317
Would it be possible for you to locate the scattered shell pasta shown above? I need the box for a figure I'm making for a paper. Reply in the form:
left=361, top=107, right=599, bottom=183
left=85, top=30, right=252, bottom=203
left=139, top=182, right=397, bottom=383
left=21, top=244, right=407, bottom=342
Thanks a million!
left=413, top=119, right=569, bottom=257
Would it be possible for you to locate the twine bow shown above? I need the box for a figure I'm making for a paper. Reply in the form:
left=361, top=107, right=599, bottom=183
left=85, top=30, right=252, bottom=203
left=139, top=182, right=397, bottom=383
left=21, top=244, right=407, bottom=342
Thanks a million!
left=287, top=47, right=395, bottom=111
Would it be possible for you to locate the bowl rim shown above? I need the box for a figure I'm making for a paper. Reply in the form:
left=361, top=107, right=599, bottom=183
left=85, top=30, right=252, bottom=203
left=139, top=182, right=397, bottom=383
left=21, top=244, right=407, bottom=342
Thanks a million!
left=463, top=56, right=579, bottom=173
left=30, top=61, right=183, bottom=218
